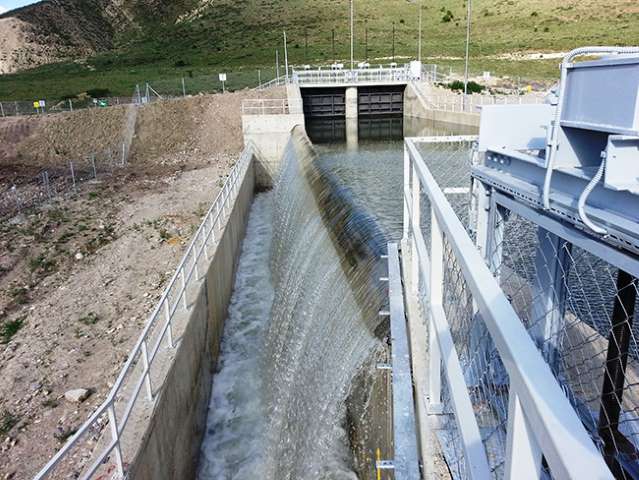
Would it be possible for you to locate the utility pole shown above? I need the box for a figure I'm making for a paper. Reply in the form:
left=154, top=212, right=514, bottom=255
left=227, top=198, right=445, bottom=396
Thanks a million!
left=365, top=21, right=368, bottom=61
left=463, top=0, right=472, bottom=107
left=418, top=0, right=423, bottom=62
left=332, top=29, right=336, bottom=63
left=258, top=69, right=262, bottom=88
left=276, top=49, right=280, bottom=84
left=392, top=22, right=396, bottom=62
left=284, top=30, right=290, bottom=84
left=350, top=0, right=354, bottom=69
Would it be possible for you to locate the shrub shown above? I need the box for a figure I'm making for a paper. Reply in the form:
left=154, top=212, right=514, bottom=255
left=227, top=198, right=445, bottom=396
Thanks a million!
left=1, top=318, right=25, bottom=344
left=442, top=10, right=454, bottom=23
left=86, top=88, right=111, bottom=98
left=447, top=80, right=485, bottom=93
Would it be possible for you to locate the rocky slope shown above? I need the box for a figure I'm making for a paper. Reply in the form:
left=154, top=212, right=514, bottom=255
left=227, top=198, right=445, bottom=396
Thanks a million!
left=0, top=0, right=199, bottom=73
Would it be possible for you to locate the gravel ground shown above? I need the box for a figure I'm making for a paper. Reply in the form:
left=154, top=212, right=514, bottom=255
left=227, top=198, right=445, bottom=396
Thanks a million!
left=0, top=87, right=284, bottom=479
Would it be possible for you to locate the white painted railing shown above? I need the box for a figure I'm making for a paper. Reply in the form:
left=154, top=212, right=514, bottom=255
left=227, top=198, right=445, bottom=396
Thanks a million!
left=241, top=98, right=303, bottom=115
left=34, top=143, right=256, bottom=480
left=292, top=65, right=415, bottom=86
left=403, top=136, right=613, bottom=479
left=417, top=92, right=545, bottom=114
left=255, top=76, right=289, bottom=90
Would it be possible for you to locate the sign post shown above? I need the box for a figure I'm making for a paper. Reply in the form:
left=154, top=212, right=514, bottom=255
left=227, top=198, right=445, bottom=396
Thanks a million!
left=219, top=73, right=227, bottom=93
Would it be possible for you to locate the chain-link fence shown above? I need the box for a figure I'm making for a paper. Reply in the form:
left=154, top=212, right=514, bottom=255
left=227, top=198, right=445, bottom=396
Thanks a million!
left=490, top=208, right=639, bottom=478
left=408, top=138, right=635, bottom=478
left=1, top=145, right=129, bottom=218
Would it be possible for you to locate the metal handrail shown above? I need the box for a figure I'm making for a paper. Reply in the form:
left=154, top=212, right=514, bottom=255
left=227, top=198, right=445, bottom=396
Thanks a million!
left=292, top=65, right=415, bottom=86
left=403, top=137, right=613, bottom=479
left=415, top=91, right=544, bottom=113
left=34, top=143, right=257, bottom=479
left=241, top=98, right=303, bottom=115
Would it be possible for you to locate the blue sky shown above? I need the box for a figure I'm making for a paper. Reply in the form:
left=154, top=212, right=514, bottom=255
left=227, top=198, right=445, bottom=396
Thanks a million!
left=0, top=0, right=38, bottom=13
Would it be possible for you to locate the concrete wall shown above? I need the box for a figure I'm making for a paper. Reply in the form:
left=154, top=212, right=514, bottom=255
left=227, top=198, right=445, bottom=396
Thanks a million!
left=242, top=114, right=305, bottom=187
left=127, top=158, right=257, bottom=480
left=345, top=86, right=358, bottom=119
left=404, top=82, right=480, bottom=129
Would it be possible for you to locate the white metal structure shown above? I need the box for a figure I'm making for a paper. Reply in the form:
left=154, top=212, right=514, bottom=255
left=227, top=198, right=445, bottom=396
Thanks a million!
left=402, top=136, right=614, bottom=479
left=292, top=64, right=416, bottom=87
left=241, top=98, right=303, bottom=115
left=413, top=89, right=544, bottom=114
left=33, top=143, right=257, bottom=479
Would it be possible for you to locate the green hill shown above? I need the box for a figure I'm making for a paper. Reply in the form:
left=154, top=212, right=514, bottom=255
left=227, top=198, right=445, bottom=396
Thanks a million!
left=1, top=0, right=638, bottom=100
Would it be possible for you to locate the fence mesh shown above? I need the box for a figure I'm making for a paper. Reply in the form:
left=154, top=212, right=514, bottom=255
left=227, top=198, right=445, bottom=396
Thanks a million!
left=493, top=209, right=639, bottom=478
left=0, top=147, right=128, bottom=219
left=413, top=138, right=639, bottom=478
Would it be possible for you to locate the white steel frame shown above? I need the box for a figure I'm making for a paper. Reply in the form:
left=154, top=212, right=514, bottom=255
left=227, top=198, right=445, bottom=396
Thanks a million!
left=241, top=98, right=303, bottom=115
left=402, top=136, right=613, bottom=479
left=34, top=143, right=257, bottom=480
left=292, top=64, right=415, bottom=87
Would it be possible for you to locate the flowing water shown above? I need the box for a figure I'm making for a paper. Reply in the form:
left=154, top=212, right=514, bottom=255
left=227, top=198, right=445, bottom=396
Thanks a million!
left=198, top=117, right=473, bottom=480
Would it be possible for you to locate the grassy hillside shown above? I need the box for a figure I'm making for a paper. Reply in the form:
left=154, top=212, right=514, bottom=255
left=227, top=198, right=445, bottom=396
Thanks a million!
left=1, top=0, right=638, bottom=100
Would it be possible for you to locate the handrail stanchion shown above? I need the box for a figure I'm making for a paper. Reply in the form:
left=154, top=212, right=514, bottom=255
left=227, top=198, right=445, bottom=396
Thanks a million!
left=505, top=389, right=543, bottom=477
left=428, top=195, right=443, bottom=412
left=180, top=267, right=188, bottom=309
left=164, top=298, right=174, bottom=348
left=411, top=157, right=421, bottom=295
left=141, top=339, right=153, bottom=400
left=107, top=404, right=124, bottom=478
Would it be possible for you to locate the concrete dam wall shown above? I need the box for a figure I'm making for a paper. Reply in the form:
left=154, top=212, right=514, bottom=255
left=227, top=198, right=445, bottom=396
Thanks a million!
left=126, top=152, right=257, bottom=480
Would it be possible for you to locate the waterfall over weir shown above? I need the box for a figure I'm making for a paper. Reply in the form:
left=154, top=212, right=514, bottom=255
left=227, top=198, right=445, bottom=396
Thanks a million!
left=198, top=127, right=389, bottom=479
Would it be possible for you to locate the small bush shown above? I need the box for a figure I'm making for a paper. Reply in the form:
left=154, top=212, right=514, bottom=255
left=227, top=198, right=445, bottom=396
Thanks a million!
left=86, top=88, right=111, bottom=98
left=1, top=318, right=25, bottom=344
left=442, top=10, right=454, bottom=23
left=447, top=80, right=485, bottom=94
left=174, top=59, right=187, bottom=68
left=9, top=287, right=29, bottom=306
left=0, top=410, right=18, bottom=435
left=79, top=312, right=100, bottom=326
left=29, top=255, right=57, bottom=274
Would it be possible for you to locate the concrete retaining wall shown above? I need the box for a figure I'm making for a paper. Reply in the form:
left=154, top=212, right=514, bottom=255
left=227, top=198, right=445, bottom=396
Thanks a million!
left=242, top=114, right=305, bottom=187
left=404, top=82, right=480, bottom=129
left=127, top=158, right=257, bottom=480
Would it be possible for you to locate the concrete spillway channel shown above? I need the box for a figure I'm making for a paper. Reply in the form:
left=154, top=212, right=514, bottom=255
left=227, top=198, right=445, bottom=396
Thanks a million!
left=33, top=81, right=481, bottom=480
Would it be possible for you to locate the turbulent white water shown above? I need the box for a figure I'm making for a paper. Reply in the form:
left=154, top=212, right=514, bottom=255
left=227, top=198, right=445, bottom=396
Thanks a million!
left=198, top=131, right=388, bottom=480
left=197, top=192, right=275, bottom=480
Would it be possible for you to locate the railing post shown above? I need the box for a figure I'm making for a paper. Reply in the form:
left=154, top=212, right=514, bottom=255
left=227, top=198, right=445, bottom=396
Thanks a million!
left=107, top=404, right=125, bottom=478
left=193, top=250, right=200, bottom=280
left=202, top=229, right=209, bottom=261
left=180, top=267, right=188, bottom=309
left=411, top=161, right=421, bottom=295
left=402, top=144, right=410, bottom=243
left=504, top=390, right=542, bottom=479
left=164, top=298, right=174, bottom=348
left=428, top=206, right=443, bottom=412
left=141, top=339, right=153, bottom=401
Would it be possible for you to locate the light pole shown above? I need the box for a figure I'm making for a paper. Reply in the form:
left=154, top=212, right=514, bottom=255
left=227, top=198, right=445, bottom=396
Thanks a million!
left=418, top=0, right=422, bottom=62
left=350, top=0, right=354, bottom=69
left=392, top=21, right=396, bottom=63
left=332, top=28, right=336, bottom=63
left=284, top=30, right=289, bottom=84
left=407, top=0, right=423, bottom=62
left=463, top=0, right=472, bottom=108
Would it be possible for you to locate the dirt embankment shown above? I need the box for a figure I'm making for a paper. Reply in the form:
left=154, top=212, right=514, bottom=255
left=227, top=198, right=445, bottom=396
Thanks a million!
left=3, top=87, right=284, bottom=172
left=0, top=87, right=284, bottom=479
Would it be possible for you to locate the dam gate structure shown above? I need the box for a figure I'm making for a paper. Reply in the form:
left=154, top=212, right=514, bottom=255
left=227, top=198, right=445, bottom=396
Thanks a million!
left=31, top=51, right=639, bottom=480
